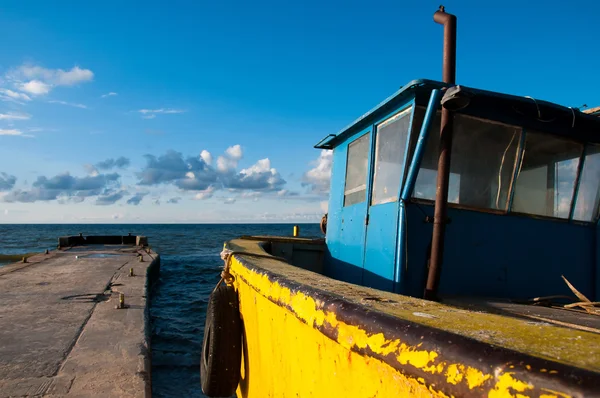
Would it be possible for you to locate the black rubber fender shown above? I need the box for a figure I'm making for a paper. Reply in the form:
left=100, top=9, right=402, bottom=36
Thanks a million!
left=200, top=283, right=242, bottom=397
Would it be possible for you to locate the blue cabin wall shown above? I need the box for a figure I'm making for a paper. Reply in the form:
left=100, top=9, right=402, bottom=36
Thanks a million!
left=402, top=203, right=596, bottom=300
left=324, top=97, right=416, bottom=289
left=324, top=128, right=371, bottom=286
left=318, top=79, right=600, bottom=301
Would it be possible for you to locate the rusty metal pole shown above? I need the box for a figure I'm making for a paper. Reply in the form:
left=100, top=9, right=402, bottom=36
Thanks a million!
left=424, top=6, right=457, bottom=301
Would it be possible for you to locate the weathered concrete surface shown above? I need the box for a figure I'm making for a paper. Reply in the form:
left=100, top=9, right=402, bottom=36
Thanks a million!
left=0, top=243, right=159, bottom=397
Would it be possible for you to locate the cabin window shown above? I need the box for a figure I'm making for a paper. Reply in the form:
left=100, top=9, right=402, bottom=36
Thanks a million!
left=371, top=107, right=412, bottom=205
left=572, top=145, right=600, bottom=222
left=413, top=114, right=521, bottom=211
left=344, top=133, right=370, bottom=206
left=511, top=132, right=583, bottom=219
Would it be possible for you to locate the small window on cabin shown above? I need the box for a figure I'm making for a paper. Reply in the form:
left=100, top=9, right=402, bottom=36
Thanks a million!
left=572, top=145, right=600, bottom=222
left=413, top=113, right=521, bottom=211
left=344, top=133, right=370, bottom=206
left=511, top=132, right=583, bottom=219
left=371, top=107, right=412, bottom=205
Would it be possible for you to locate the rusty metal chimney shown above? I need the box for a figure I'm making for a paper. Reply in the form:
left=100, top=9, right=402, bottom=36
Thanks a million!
left=424, top=5, right=457, bottom=301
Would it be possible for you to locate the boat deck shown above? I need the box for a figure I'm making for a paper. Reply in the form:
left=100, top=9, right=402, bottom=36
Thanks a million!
left=0, top=237, right=159, bottom=398
left=225, top=236, right=600, bottom=396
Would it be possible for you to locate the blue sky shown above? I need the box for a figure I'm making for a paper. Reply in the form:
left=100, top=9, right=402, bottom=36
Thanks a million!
left=0, top=0, right=598, bottom=223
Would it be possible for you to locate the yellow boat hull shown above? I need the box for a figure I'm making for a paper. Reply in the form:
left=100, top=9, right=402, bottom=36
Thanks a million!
left=222, top=238, right=600, bottom=398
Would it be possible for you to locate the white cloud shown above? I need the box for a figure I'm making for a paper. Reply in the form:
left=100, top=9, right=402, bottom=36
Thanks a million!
left=101, top=92, right=118, bottom=98
left=55, top=66, right=94, bottom=86
left=217, top=156, right=233, bottom=172
left=226, top=144, right=243, bottom=160
left=19, top=65, right=93, bottom=86
left=0, top=112, right=31, bottom=121
left=84, top=164, right=99, bottom=177
left=194, top=186, right=215, bottom=200
left=241, top=191, right=261, bottom=201
left=217, top=145, right=243, bottom=172
left=0, top=89, right=31, bottom=101
left=225, top=158, right=286, bottom=191
left=7, top=65, right=94, bottom=97
left=137, top=108, right=186, bottom=118
left=200, top=150, right=212, bottom=165
left=21, top=80, right=51, bottom=95
left=48, top=100, right=87, bottom=109
left=0, top=129, right=26, bottom=136
left=302, top=150, right=332, bottom=194
left=320, top=201, right=328, bottom=213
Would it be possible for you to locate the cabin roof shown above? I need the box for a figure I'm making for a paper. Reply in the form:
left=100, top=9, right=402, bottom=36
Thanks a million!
left=315, top=79, right=600, bottom=149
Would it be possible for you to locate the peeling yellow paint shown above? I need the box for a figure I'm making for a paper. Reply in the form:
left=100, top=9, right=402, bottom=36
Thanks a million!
left=488, top=373, right=533, bottom=398
left=228, top=253, right=576, bottom=397
left=465, top=367, right=491, bottom=389
left=445, top=364, right=464, bottom=385
left=398, top=344, right=438, bottom=368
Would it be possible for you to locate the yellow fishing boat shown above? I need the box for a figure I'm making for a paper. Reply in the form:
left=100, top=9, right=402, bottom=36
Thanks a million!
left=201, top=7, right=600, bottom=397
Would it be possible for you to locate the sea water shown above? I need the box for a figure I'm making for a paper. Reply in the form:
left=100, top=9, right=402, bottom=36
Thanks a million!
left=0, top=223, right=322, bottom=397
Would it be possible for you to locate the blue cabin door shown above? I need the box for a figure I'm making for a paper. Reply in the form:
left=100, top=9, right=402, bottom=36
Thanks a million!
left=363, top=106, right=413, bottom=291
left=336, top=131, right=371, bottom=285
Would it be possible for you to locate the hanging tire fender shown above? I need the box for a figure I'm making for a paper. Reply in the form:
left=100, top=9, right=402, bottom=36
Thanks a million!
left=200, top=282, right=242, bottom=397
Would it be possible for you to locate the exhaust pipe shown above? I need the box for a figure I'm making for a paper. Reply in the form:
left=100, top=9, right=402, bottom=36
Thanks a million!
left=424, top=6, right=457, bottom=301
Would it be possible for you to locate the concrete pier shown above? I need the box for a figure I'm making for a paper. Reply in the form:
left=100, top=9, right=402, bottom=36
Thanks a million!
left=0, top=236, right=160, bottom=397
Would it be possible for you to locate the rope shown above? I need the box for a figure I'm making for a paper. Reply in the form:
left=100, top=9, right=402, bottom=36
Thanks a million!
left=213, top=249, right=288, bottom=294
left=495, top=130, right=518, bottom=209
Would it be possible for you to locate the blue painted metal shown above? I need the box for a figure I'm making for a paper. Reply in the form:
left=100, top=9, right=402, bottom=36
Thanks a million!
left=363, top=100, right=416, bottom=291
left=569, top=145, right=587, bottom=221
left=324, top=128, right=371, bottom=285
left=363, top=202, right=399, bottom=291
left=394, top=200, right=407, bottom=293
left=507, top=130, right=527, bottom=212
left=393, top=89, right=442, bottom=293
left=401, top=89, right=442, bottom=201
left=321, top=78, right=600, bottom=300
left=314, top=134, right=336, bottom=149
left=401, top=203, right=595, bottom=298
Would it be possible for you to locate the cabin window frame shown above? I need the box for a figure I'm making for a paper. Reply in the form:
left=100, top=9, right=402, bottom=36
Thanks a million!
left=408, top=109, right=600, bottom=224
left=342, top=131, right=371, bottom=207
left=411, top=111, right=523, bottom=213
left=508, top=129, right=585, bottom=221
left=369, top=104, right=415, bottom=206
left=571, top=144, right=600, bottom=223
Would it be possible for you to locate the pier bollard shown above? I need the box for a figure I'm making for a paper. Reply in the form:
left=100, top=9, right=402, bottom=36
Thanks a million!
left=116, top=293, right=126, bottom=309
left=138, top=254, right=144, bottom=262
left=44, top=249, right=49, bottom=255
left=129, top=267, right=135, bottom=277
left=293, top=225, right=300, bottom=237
left=21, top=256, right=27, bottom=263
